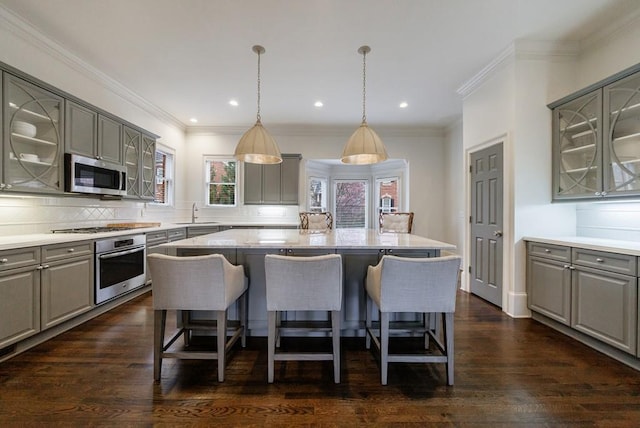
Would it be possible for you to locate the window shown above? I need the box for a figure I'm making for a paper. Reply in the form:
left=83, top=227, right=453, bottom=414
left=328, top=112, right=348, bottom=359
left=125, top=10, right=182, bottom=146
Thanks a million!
left=376, top=177, right=399, bottom=214
left=205, top=157, right=237, bottom=206
left=308, top=176, right=327, bottom=212
left=334, top=179, right=369, bottom=228
left=153, top=147, right=174, bottom=205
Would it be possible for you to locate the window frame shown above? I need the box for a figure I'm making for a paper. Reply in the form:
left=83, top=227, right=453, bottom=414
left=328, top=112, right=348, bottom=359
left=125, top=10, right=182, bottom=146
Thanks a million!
left=152, top=144, right=174, bottom=206
left=204, top=156, right=238, bottom=207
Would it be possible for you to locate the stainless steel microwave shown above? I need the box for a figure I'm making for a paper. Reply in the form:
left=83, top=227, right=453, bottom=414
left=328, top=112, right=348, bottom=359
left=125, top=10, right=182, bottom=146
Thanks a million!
left=65, top=154, right=127, bottom=196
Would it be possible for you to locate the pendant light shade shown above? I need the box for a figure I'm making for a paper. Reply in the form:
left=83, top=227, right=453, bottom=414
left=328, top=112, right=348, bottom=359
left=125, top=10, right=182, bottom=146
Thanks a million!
left=341, top=45, right=388, bottom=164
left=235, top=45, right=282, bottom=164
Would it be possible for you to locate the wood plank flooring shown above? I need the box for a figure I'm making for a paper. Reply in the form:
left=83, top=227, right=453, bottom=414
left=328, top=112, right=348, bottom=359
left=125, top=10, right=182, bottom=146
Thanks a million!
left=1, top=290, right=639, bottom=427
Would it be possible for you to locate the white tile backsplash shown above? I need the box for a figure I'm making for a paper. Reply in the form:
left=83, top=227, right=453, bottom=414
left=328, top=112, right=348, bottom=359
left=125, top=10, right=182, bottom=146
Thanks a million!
left=576, top=201, right=640, bottom=241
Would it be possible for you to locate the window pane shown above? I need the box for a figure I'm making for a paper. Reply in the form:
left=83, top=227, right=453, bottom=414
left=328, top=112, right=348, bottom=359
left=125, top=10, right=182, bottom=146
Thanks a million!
left=309, top=177, right=326, bottom=211
left=335, top=181, right=366, bottom=228
left=206, top=159, right=237, bottom=206
left=378, top=178, right=398, bottom=213
left=154, top=151, right=168, bottom=204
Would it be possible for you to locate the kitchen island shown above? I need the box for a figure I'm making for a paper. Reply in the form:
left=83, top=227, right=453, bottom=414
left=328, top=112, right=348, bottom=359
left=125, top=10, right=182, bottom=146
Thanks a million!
left=161, top=228, right=456, bottom=336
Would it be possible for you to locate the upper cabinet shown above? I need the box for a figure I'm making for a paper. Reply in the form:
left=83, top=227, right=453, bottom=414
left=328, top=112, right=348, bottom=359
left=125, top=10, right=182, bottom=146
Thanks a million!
left=244, top=154, right=301, bottom=205
left=123, top=126, right=155, bottom=200
left=65, top=100, right=122, bottom=165
left=551, top=64, right=640, bottom=201
left=2, top=73, right=64, bottom=194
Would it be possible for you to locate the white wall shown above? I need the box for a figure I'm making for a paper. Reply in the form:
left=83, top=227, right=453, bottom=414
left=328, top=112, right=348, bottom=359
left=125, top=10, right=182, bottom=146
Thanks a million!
left=0, top=7, right=186, bottom=235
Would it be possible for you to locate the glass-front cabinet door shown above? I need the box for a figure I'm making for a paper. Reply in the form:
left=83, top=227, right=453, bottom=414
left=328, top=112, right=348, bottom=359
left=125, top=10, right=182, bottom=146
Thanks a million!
left=141, top=134, right=155, bottom=199
left=553, top=90, right=602, bottom=199
left=603, top=72, right=640, bottom=196
left=2, top=73, right=64, bottom=193
left=123, top=126, right=141, bottom=198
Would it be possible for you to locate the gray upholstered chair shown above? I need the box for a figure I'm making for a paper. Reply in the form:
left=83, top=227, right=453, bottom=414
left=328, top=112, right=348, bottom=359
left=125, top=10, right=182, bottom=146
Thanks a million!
left=299, top=211, right=333, bottom=231
left=365, top=255, right=461, bottom=385
left=264, top=253, right=343, bottom=383
left=147, top=253, right=248, bottom=383
left=379, top=212, right=414, bottom=233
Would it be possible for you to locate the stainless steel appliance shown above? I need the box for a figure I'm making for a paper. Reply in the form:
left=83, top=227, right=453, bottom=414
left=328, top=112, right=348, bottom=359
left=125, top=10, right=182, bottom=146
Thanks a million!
left=65, top=153, right=127, bottom=197
left=95, top=234, right=146, bottom=304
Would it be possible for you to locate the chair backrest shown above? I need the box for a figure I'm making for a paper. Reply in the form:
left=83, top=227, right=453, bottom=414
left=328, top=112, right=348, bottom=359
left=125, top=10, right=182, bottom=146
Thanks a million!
left=379, top=212, right=414, bottom=233
left=299, top=212, right=333, bottom=231
left=379, top=255, right=461, bottom=312
left=148, top=253, right=234, bottom=311
left=265, top=253, right=342, bottom=311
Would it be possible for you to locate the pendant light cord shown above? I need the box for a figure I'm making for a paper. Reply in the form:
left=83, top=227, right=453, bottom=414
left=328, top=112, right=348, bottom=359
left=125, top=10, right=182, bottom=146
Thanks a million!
left=256, top=49, right=262, bottom=123
left=361, top=48, right=367, bottom=124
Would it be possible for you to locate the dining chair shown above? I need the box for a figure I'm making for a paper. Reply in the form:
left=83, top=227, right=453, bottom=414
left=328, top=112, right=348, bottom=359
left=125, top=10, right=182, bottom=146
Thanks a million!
left=299, top=211, right=333, bottom=231
left=379, top=212, right=414, bottom=233
left=264, top=253, right=343, bottom=383
left=147, top=253, right=248, bottom=383
left=365, top=254, right=461, bottom=385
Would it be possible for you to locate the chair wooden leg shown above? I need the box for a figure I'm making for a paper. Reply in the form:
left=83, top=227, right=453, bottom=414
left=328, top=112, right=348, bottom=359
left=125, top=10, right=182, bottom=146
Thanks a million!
left=267, top=311, right=277, bottom=383
left=182, top=310, right=191, bottom=346
left=365, top=294, right=372, bottom=349
left=153, top=309, right=166, bottom=382
left=380, top=311, right=390, bottom=385
left=331, top=310, right=341, bottom=383
left=444, top=312, right=454, bottom=386
left=240, top=291, right=248, bottom=348
left=275, top=311, right=282, bottom=348
left=217, top=310, right=226, bottom=382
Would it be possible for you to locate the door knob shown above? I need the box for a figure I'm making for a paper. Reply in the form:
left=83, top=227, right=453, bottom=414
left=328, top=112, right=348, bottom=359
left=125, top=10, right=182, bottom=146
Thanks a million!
left=493, top=230, right=503, bottom=237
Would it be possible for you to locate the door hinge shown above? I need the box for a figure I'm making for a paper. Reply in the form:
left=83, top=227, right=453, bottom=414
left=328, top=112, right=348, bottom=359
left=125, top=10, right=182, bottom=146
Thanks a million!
left=469, top=165, right=472, bottom=173
left=468, top=265, right=472, bottom=273
left=469, top=215, right=472, bottom=223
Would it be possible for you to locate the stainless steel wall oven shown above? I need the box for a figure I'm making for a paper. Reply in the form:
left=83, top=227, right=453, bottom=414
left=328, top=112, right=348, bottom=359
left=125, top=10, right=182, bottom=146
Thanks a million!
left=95, top=234, right=146, bottom=304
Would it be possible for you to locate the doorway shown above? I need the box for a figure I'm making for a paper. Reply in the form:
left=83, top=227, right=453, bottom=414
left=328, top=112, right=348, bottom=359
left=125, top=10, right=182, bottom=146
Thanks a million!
left=469, top=142, right=504, bottom=307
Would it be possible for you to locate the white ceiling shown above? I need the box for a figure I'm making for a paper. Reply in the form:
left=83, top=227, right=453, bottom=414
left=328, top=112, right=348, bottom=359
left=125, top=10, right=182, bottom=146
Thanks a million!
left=1, top=0, right=637, bottom=128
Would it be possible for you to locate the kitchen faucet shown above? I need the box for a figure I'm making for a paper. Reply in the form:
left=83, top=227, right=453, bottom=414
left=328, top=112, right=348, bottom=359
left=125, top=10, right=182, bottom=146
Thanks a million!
left=191, top=202, right=198, bottom=223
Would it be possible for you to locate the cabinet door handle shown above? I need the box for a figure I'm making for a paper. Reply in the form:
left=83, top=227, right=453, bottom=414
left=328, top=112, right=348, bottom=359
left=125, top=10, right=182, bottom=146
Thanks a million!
left=563, top=264, right=570, bottom=269
left=42, top=264, right=50, bottom=269
left=595, top=258, right=604, bottom=262
left=388, top=249, right=393, bottom=254
left=544, top=249, right=551, bottom=253
left=36, top=265, right=44, bottom=270
left=0, top=258, right=7, bottom=263
left=67, top=248, right=75, bottom=253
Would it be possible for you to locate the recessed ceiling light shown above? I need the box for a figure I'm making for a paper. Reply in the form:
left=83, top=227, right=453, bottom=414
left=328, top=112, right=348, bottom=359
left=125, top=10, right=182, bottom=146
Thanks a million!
left=189, top=118, right=198, bottom=123
left=229, top=99, right=239, bottom=107
left=399, top=102, right=408, bottom=109
left=314, top=101, right=323, bottom=108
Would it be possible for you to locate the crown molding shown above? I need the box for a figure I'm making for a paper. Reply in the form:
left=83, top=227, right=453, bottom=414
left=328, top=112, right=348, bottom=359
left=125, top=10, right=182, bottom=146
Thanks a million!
left=0, top=4, right=185, bottom=133
left=187, top=124, right=444, bottom=138
left=580, top=4, right=640, bottom=52
left=456, top=40, right=579, bottom=98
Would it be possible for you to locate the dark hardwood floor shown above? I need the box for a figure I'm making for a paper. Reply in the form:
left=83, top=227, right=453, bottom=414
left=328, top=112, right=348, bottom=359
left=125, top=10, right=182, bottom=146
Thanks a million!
left=1, top=290, right=639, bottom=427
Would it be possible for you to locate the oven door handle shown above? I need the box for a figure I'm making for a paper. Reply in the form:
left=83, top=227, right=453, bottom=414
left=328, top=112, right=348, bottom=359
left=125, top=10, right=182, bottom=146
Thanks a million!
left=98, top=247, right=145, bottom=260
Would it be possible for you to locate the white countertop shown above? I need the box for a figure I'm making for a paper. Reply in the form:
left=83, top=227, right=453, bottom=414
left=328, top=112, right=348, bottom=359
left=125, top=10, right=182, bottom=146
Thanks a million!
left=162, top=228, right=457, bottom=251
left=524, top=236, right=640, bottom=256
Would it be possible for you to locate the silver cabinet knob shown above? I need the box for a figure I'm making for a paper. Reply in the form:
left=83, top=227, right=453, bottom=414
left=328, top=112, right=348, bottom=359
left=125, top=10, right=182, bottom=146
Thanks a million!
left=67, top=248, right=75, bottom=253
left=596, top=258, right=604, bottom=262
left=544, top=249, right=551, bottom=253
left=0, top=258, right=8, bottom=263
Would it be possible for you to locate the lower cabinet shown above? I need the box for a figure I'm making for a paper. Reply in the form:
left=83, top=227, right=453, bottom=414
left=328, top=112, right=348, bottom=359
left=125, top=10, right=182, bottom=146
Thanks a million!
left=40, top=241, right=94, bottom=330
left=0, top=265, right=40, bottom=349
left=527, top=241, right=639, bottom=357
left=40, top=255, right=93, bottom=329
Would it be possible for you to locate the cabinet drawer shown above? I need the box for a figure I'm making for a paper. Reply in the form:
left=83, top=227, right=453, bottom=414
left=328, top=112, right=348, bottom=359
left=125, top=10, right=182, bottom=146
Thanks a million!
left=571, top=248, right=636, bottom=276
left=0, top=247, right=40, bottom=271
left=167, top=228, right=186, bottom=241
left=42, top=241, right=93, bottom=263
left=146, top=230, right=168, bottom=245
left=527, top=242, right=570, bottom=262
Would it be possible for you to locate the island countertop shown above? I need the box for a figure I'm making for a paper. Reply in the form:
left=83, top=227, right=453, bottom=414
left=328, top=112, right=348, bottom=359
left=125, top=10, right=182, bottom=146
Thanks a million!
left=160, top=228, right=457, bottom=251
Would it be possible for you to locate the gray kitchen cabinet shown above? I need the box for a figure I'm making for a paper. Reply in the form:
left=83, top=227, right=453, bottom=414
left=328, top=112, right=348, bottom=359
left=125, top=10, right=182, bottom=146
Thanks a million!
left=123, top=126, right=156, bottom=200
left=66, top=101, right=123, bottom=164
left=0, top=247, right=41, bottom=349
left=243, top=154, right=301, bottom=205
left=526, top=243, right=572, bottom=325
left=571, top=251, right=637, bottom=355
left=146, top=228, right=186, bottom=283
left=40, top=241, right=93, bottom=329
left=2, top=73, right=64, bottom=194
left=527, top=240, right=639, bottom=357
left=550, top=64, right=640, bottom=200
left=186, top=225, right=220, bottom=238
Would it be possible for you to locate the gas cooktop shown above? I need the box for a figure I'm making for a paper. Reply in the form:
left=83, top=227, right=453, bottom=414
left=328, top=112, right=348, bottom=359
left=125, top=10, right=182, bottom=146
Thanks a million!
left=51, top=226, right=136, bottom=234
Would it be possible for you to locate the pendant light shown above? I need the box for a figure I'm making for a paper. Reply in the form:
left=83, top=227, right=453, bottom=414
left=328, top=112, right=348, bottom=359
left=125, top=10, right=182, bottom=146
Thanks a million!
left=341, top=45, right=388, bottom=164
left=234, top=45, right=282, bottom=164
